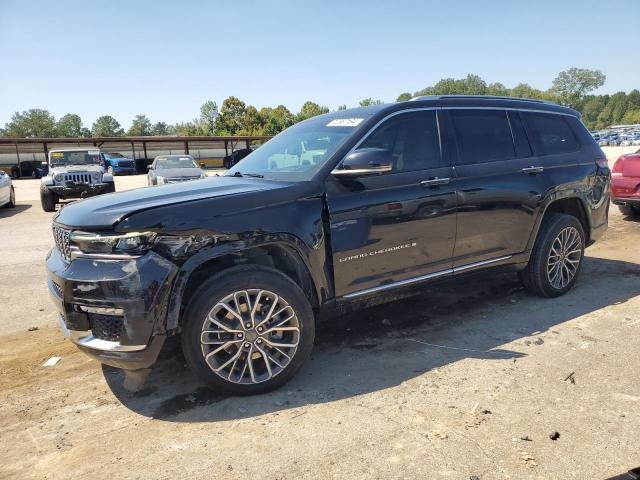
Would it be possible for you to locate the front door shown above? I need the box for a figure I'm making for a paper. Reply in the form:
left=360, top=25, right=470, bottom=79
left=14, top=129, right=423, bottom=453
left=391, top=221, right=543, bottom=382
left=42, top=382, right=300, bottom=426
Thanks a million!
left=326, top=109, right=457, bottom=297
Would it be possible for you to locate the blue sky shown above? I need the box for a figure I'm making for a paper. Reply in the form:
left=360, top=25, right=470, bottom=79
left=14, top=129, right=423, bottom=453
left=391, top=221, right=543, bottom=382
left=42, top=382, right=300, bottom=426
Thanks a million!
left=0, top=0, right=638, bottom=128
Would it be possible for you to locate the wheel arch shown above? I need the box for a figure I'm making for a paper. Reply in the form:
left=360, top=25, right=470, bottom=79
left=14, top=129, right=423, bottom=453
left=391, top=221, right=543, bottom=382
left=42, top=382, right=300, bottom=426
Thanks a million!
left=165, top=237, right=323, bottom=332
left=527, top=193, right=591, bottom=252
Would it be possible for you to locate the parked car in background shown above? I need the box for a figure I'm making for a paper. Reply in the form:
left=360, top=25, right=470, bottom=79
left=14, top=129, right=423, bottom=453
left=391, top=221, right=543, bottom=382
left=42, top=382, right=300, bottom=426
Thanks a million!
left=10, top=160, right=45, bottom=179
left=611, top=149, right=640, bottom=216
left=632, top=134, right=640, bottom=146
left=222, top=148, right=253, bottom=169
left=147, top=154, right=206, bottom=186
left=620, top=137, right=633, bottom=147
left=40, top=148, right=115, bottom=212
left=100, top=152, right=136, bottom=175
left=0, top=171, right=15, bottom=208
left=47, top=96, right=610, bottom=394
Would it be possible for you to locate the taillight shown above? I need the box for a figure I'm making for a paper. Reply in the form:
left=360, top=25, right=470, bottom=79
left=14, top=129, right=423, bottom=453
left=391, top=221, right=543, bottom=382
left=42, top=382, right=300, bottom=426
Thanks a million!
left=612, top=157, right=624, bottom=176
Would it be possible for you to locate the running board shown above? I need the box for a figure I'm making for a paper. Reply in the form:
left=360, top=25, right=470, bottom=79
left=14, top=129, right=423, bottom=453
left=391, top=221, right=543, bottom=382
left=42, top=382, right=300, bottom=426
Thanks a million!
left=342, top=255, right=512, bottom=299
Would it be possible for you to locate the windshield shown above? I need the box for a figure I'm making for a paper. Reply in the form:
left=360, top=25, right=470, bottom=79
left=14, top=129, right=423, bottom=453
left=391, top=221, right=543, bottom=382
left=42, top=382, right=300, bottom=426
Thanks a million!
left=50, top=150, right=101, bottom=166
left=156, top=156, right=199, bottom=169
left=225, top=115, right=367, bottom=181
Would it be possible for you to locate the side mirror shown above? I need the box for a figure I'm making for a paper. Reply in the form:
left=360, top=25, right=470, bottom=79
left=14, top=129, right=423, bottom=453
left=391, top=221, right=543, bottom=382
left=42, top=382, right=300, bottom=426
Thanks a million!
left=332, top=148, right=393, bottom=177
left=41, top=161, right=48, bottom=167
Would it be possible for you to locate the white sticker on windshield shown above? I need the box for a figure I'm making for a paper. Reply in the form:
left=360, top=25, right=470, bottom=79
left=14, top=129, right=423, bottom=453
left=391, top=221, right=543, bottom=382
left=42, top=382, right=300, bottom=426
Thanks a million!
left=326, top=118, right=364, bottom=127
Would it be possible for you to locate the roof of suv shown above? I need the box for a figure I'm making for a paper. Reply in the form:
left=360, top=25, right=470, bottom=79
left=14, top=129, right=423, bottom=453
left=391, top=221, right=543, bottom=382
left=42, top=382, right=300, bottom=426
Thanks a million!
left=341, top=95, right=580, bottom=118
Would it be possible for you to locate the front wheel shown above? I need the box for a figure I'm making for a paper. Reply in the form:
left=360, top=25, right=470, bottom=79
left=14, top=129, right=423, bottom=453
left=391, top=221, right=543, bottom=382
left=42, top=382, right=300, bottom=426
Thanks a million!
left=40, top=186, right=56, bottom=212
left=181, top=265, right=315, bottom=395
left=103, top=182, right=115, bottom=194
left=521, top=212, right=585, bottom=297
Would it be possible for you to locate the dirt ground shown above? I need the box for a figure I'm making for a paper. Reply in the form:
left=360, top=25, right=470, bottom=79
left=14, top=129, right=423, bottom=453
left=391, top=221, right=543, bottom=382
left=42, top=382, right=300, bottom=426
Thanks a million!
left=0, top=148, right=639, bottom=479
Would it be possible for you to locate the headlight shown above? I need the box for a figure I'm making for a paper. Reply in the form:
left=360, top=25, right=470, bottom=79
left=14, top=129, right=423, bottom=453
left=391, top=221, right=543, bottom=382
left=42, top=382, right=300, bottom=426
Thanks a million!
left=54, top=173, right=64, bottom=182
left=200, top=172, right=207, bottom=179
left=156, top=176, right=167, bottom=184
left=92, top=172, right=100, bottom=180
left=70, top=231, right=157, bottom=257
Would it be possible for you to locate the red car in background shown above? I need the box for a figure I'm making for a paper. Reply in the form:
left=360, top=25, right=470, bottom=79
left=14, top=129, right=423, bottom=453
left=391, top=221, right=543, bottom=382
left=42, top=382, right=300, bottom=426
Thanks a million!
left=612, top=149, right=640, bottom=216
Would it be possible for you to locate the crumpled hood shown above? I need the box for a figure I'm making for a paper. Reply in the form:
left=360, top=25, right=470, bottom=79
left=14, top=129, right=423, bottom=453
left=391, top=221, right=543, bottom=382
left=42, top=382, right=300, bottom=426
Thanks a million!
left=155, top=167, right=203, bottom=178
left=54, top=176, right=289, bottom=229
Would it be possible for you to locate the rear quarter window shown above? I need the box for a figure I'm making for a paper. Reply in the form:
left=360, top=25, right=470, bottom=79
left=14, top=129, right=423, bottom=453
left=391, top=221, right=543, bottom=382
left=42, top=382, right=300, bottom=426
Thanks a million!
left=522, top=112, right=580, bottom=155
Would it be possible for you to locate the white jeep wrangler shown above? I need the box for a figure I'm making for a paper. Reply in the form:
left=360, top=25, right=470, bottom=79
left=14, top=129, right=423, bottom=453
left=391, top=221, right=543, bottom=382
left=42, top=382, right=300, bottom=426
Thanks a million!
left=40, top=148, right=115, bottom=212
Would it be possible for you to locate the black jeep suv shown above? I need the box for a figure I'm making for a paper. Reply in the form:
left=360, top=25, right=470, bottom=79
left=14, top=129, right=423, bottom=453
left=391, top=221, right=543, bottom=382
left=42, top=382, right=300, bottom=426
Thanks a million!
left=46, top=96, right=610, bottom=394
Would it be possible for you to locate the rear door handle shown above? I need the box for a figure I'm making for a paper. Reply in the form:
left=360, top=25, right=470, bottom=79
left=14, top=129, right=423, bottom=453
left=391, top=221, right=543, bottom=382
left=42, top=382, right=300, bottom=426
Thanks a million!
left=521, top=166, right=544, bottom=174
left=421, top=177, right=450, bottom=187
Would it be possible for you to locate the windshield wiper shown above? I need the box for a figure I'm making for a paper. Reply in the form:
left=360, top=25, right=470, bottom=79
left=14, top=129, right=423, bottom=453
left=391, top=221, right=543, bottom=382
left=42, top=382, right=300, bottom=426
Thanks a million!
left=231, top=171, right=264, bottom=178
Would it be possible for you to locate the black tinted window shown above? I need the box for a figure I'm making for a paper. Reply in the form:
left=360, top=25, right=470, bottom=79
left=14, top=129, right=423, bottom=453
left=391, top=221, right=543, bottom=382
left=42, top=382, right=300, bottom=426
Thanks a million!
left=358, top=111, right=443, bottom=172
left=523, top=112, right=580, bottom=155
left=450, top=110, right=516, bottom=164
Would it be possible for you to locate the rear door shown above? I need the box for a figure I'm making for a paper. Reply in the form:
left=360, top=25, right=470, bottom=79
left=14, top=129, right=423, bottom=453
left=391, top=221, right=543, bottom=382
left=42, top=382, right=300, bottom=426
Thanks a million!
left=446, top=108, right=545, bottom=267
left=326, top=109, right=457, bottom=297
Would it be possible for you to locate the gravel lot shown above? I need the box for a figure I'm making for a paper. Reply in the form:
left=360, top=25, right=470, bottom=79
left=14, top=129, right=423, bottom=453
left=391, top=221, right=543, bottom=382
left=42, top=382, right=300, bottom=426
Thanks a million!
left=0, top=148, right=638, bottom=479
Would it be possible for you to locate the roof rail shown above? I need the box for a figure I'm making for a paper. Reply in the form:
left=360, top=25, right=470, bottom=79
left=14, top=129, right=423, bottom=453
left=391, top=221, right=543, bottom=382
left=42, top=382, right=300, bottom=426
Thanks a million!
left=409, top=95, right=557, bottom=106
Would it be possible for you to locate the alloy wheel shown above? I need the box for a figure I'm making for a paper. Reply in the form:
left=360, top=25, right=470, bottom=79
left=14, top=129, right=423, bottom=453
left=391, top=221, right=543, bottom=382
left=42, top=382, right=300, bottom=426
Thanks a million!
left=546, top=226, right=582, bottom=289
left=200, top=289, right=300, bottom=384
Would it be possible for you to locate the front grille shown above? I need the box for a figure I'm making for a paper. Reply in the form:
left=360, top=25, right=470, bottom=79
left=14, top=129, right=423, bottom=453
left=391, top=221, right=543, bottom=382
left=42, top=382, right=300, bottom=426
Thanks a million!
left=63, top=173, right=92, bottom=184
left=89, top=314, right=123, bottom=342
left=50, top=279, right=63, bottom=299
left=167, top=177, right=199, bottom=183
left=52, top=224, right=71, bottom=262
left=117, top=161, right=134, bottom=168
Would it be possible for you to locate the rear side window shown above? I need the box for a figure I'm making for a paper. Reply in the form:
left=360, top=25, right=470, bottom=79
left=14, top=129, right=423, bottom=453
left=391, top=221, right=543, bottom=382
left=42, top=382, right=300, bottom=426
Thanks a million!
left=450, top=110, right=516, bottom=164
left=358, top=110, right=444, bottom=172
left=522, top=112, right=580, bottom=155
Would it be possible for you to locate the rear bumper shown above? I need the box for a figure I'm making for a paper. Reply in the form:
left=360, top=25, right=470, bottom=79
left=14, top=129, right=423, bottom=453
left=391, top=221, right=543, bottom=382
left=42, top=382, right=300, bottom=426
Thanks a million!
left=612, top=197, right=640, bottom=207
left=46, top=247, right=179, bottom=370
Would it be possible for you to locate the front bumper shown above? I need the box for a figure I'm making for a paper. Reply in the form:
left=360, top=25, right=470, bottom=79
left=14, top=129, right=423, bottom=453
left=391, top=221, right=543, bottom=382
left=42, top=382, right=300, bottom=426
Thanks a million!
left=49, top=183, right=110, bottom=198
left=46, top=247, right=179, bottom=370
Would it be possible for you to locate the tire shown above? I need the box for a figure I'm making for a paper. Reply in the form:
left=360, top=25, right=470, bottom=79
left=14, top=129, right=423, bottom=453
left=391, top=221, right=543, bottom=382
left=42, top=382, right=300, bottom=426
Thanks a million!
left=521, top=212, right=585, bottom=297
left=31, top=171, right=37, bottom=179
left=4, top=187, right=15, bottom=208
left=181, top=265, right=315, bottom=395
left=618, top=204, right=640, bottom=216
left=103, top=182, right=115, bottom=194
left=40, top=185, right=56, bottom=212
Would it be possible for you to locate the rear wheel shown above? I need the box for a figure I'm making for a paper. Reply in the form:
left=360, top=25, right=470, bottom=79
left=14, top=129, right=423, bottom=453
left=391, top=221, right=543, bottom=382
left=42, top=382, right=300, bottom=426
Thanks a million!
left=40, top=185, right=56, bottom=212
left=521, top=212, right=585, bottom=297
left=4, top=187, right=15, bottom=208
left=181, top=265, right=315, bottom=395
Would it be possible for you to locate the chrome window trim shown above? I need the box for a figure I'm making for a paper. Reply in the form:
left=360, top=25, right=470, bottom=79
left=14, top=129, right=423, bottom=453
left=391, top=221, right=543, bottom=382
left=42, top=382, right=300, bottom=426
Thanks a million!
left=342, top=255, right=512, bottom=299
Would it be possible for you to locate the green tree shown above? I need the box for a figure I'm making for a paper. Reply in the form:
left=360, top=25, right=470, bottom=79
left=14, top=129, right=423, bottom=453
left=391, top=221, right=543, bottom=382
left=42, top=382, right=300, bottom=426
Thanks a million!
left=169, top=121, right=199, bottom=136
left=551, top=68, right=606, bottom=108
left=57, top=113, right=89, bottom=137
left=239, top=106, right=264, bottom=135
left=91, top=115, right=124, bottom=137
left=297, top=101, right=330, bottom=122
left=215, top=96, right=247, bottom=135
left=3, top=109, right=57, bottom=137
left=359, top=98, right=383, bottom=107
left=396, top=92, right=412, bottom=102
left=151, top=121, right=169, bottom=136
left=622, top=109, right=640, bottom=124
left=486, top=82, right=509, bottom=96
left=199, top=100, right=218, bottom=135
left=262, top=105, right=295, bottom=135
left=127, top=114, right=152, bottom=136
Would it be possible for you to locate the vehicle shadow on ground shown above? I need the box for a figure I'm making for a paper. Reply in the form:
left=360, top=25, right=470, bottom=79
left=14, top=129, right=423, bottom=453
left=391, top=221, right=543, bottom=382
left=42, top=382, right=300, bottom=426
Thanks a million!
left=0, top=204, right=31, bottom=218
left=104, top=256, right=640, bottom=422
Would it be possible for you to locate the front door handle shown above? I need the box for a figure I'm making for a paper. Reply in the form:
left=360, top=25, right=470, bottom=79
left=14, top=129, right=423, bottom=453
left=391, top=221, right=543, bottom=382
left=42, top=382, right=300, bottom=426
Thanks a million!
left=421, top=177, right=450, bottom=187
left=521, top=166, right=544, bottom=174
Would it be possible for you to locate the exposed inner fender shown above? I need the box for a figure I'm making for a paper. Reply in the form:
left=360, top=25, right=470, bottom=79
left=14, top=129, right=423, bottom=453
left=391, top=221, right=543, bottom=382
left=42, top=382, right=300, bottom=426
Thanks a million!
left=164, top=234, right=329, bottom=332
